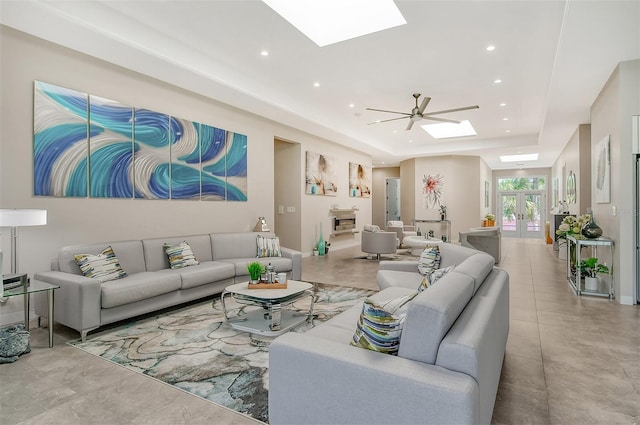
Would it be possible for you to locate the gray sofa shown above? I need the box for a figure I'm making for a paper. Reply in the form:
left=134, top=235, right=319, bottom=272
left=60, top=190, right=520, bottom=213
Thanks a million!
left=34, top=232, right=301, bottom=341
left=269, top=243, right=509, bottom=425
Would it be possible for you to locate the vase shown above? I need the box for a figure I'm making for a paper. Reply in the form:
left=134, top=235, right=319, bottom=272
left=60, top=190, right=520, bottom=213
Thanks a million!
left=585, top=276, right=599, bottom=291
left=581, top=213, right=603, bottom=239
left=318, top=222, right=325, bottom=256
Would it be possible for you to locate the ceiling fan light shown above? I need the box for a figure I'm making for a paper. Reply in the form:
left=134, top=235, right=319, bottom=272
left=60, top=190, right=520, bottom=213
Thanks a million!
left=421, top=120, right=477, bottom=139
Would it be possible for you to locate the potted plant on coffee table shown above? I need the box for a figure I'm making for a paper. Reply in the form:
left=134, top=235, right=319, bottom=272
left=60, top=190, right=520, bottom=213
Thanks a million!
left=247, top=261, right=265, bottom=284
left=579, top=257, right=609, bottom=291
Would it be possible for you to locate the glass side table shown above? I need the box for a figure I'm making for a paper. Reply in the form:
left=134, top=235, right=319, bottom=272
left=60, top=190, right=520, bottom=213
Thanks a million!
left=566, top=235, right=614, bottom=299
left=2, top=279, right=59, bottom=347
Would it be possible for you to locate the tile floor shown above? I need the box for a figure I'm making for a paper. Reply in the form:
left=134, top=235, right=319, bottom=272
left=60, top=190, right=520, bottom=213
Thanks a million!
left=1, top=239, right=638, bottom=424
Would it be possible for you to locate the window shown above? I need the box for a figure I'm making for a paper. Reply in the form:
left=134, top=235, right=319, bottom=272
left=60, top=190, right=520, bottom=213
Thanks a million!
left=497, top=177, right=546, bottom=191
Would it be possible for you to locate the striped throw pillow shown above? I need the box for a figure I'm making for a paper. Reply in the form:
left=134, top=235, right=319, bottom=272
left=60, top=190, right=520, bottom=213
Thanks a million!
left=418, top=265, right=455, bottom=292
left=257, top=235, right=282, bottom=258
left=418, top=245, right=441, bottom=275
left=74, top=246, right=127, bottom=282
left=164, top=241, right=199, bottom=269
left=350, top=292, right=418, bottom=355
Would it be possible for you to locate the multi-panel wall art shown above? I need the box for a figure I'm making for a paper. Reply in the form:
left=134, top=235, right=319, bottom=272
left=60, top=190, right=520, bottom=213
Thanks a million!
left=305, top=151, right=337, bottom=196
left=33, top=81, right=247, bottom=201
left=348, top=162, right=371, bottom=198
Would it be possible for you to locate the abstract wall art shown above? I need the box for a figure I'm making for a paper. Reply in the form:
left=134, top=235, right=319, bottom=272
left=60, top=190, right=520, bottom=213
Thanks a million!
left=595, top=135, right=610, bottom=204
left=422, top=173, right=444, bottom=209
left=305, top=151, right=337, bottom=196
left=33, top=81, right=248, bottom=201
left=348, top=162, right=371, bottom=198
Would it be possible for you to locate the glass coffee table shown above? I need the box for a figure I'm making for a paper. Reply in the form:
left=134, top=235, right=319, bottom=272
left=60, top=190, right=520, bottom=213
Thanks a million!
left=220, top=280, right=314, bottom=336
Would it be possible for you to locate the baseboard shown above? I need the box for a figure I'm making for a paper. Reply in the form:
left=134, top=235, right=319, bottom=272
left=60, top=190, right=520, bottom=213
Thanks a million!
left=0, top=310, right=36, bottom=327
left=618, top=295, right=635, bottom=305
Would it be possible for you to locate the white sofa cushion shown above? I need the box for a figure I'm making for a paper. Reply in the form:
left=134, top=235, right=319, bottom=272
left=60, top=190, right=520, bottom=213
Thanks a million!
left=101, top=271, right=181, bottom=308
left=59, top=240, right=145, bottom=275
left=142, top=235, right=212, bottom=272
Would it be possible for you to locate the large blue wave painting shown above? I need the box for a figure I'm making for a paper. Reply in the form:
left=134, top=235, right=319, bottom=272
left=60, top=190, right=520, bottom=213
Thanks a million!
left=33, top=81, right=248, bottom=201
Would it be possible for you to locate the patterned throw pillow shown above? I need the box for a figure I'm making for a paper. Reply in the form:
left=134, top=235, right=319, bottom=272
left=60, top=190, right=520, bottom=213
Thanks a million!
left=418, top=245, right=441, bottom=275
left=350, top=292, right=418, bottom=355
left=257, top=235, right=282, bottom=257
left=74, top=246, right=127, bottom=282
left=164, top=241, right=199, bottom=269
left=418, top=265, right=455, bottom=292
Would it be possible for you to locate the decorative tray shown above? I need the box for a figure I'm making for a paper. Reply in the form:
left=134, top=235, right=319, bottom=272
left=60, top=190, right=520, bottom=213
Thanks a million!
left=247, top=281, right=288, bottom=289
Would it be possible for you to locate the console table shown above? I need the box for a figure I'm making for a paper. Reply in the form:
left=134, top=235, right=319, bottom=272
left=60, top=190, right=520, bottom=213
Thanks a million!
left=566, top=235, right=614, bottom=298
left=412, top=219, right=451, bottom=243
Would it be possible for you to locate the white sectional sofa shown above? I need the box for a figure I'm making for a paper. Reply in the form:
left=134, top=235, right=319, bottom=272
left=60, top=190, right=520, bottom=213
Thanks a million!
left=269, top=243, right=509, bottom=425
left=34, top=232, right=301, bottom=341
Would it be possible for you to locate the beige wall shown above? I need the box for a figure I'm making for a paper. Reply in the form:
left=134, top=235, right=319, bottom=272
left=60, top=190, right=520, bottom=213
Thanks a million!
left=372, top=167, right=400, bottom=228
left=274, top=139, right=302, bottom=251
left=400, top=159, right=416, bottom=224
left=0, top=27, right=372, bottom=321
left=590, top=60, right=639, bottom=304
left=552, top=124, right=591, bottom=216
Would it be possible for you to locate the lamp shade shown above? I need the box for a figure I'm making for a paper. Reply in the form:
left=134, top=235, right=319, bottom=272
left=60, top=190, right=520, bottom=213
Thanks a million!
left=0, top=209, right=47, bottom=227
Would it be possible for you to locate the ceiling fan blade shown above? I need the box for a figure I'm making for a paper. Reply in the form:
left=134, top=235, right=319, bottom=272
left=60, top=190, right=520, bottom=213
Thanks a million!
left=418, top=96, right=431, bottom=114
left=406, top=120, right=415, bottom=131
left=368, top=116, right=410, bottom=125
left=426, top=105, right=480, bottom=116
left=365, top=107, right=411, bottom=116
left=422, top=116, right=461, bottom=124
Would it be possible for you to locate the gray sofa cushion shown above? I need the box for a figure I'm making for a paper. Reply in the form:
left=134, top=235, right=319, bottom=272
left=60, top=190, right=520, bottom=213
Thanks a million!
left=101, top=271, right=181, bottom=308
left=438, top=243, right=482, bottom=268
left=398, top=271, right=474, bottom=364
left=452, top=252, right=495, bottom=294
left=59, top=241, right=146, bottom=275
left=142, top=235, right=213, bottom=272
left=377, top=269, right=425, bottom=290
left=176, top=261, right=235, bottom=289
left=211, top=232, right=273, bottom=260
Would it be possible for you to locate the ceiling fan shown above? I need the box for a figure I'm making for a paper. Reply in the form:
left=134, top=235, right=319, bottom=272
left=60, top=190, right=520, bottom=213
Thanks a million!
left=366, top=93, right=479, bottom=130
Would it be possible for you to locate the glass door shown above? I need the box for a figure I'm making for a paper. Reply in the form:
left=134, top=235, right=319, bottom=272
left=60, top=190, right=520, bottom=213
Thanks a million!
left=500, top=192, right=544, bottom=238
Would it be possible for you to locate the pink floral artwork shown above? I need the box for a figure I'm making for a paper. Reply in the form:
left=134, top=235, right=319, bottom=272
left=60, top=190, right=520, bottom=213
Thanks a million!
left=422, top=173, right=443, bottom=208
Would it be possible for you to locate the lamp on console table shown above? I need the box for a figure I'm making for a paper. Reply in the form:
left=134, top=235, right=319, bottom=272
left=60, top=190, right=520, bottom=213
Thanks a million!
left=0, top=209, right=47, bottom=274
left=253, top=216, right=270, bottom=232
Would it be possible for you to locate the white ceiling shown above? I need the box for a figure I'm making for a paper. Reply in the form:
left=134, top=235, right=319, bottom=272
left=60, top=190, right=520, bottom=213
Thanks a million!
left=2, top=0, right=639, bottom=169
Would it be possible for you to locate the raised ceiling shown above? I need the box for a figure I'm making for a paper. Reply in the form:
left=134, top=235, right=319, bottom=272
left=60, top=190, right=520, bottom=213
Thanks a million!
left=2, top=0, right=639, bottom=169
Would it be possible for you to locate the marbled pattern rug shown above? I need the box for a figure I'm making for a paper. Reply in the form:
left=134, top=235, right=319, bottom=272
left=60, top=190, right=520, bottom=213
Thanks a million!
left=70, top=283, right=376, bottom=423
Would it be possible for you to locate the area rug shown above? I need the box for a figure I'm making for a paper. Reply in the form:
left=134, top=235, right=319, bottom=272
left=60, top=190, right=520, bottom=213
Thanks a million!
left=69, top=283, right=376, bottom=423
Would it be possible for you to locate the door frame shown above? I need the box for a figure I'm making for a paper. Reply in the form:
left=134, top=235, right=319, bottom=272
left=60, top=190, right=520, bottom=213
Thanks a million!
left=385, top=177, right=401, bottom=224
left=499, top=190, right=546, bottom=238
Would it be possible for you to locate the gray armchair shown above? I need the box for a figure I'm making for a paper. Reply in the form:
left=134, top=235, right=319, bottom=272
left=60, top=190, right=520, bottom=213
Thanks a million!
left=361, top=226, right=398, bottom=260
left=459, top=226, right=501, bottom=264
left=386, top=220, right=418, bottom=247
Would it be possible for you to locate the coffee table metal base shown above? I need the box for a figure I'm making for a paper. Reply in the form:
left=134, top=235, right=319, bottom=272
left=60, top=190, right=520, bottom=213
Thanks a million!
left=226, top=308, right=310, bottom=336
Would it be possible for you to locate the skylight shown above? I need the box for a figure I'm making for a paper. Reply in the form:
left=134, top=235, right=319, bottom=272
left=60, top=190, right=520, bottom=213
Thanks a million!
left=421, top=120, right=477, bottom=139
left=500, top=153, right=539, bottom=162
left=262, top=0, right=406, bottom=47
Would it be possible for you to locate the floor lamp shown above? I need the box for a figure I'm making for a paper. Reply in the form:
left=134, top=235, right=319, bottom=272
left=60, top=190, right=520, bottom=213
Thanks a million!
left=0, top=209, right=48, bottom=275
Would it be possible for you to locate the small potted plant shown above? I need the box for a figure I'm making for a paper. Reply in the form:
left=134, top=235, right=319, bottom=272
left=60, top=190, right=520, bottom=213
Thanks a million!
left=484, top=213, right=495, bottom=227
left=439, top=205, right=447, bottom=220
left=579, top=257, right=609, bottom=291
left=247, top=261, right=265, bottom=284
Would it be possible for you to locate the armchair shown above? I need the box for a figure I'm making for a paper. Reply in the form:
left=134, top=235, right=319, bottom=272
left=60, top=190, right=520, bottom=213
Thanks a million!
left=458, top=226, right=501, bottom=264
left=386, top=220, right=418, bottom=247
left=361, top=225, right=398, bottom=260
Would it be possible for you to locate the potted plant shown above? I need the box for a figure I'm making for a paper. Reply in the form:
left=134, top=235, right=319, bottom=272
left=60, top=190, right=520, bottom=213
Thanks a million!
left=439, top=205, right=447, bottom=220
left=579, top=257, right=609, bottom=291
left=247, top=261, right=265, bottom=283
left=484, top=213, right=495, bottom=227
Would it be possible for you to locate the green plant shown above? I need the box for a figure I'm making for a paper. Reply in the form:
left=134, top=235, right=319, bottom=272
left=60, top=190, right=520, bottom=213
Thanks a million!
left=579, top=257, right=609, bottom=278
left=247, top=261, right=265, bottom=281
left=555, top=214, right=590, bottom=240
left=485, top=213, right=495, bottom=221
left=439, top=205, right=447, bottom=214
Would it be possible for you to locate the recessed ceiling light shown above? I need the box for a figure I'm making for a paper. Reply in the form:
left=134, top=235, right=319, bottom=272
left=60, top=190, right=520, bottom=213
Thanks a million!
left=392, top=130, right=398, bottom=134
left=494, top=79, right=502, bottom=84
left=262, top=0, right=406, bottom=47
left=500, top=153, right=539, bottom=163
left=260, top=50, right=269, bottom=56
left=313, top=82, right=320, bottom=87
left=348, top=103, right=355, bottom=108
left=505, top=130, right=511, bottom=133
left=486, top=45, right=496, bottom=51
left=421, top=120, right=477, bottom=139
left=502, top=117, right=509, bottom=121
left=500, top=103, right=507, bottom=107
left=408, top=140, right=413, bottom=143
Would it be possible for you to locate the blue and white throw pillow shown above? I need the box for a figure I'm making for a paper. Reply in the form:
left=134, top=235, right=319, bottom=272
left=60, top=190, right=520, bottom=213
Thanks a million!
left=418, top=245, right=441, bottom=275
left=164, top=241, right=199, bottom=269
left=350, top=292, right=418, bottom=356
left=257, top=235, right=282, bottom=257
left=418, top=265, right=455, bottom=292
left=74, top=246, right=127, bottom=282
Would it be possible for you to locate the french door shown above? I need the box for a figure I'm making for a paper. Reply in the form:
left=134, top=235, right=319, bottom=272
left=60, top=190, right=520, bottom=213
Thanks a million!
left=499, top=192, right=545, bottom=238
